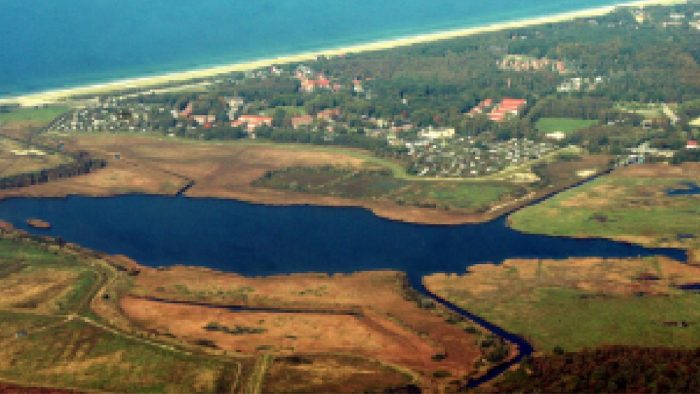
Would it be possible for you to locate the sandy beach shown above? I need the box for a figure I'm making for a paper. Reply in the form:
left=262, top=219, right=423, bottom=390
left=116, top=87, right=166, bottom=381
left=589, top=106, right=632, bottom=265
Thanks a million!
left=0, top=0, right=684, bottom=107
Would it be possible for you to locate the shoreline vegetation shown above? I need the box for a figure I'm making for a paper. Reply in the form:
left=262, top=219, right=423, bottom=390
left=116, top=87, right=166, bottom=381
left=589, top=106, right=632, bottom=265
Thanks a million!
left=0, top=0, right=684, bottom=107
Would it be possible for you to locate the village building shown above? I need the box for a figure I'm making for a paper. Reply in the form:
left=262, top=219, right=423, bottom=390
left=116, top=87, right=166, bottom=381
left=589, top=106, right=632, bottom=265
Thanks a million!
left=418, top=126, right=456, bottom=140
left=352, top=79, right=364, bottom=93
left=498, top=55, right=567, bottom=74
left=545, top=131, right=567, bottom=141
left=300, top=75, right=331, bottom=92
left=316, top=108, right=341, bottom=121
left=687, top=140, right=699, bottom=149
left=228, top=97, right=245, bottom=109
left=488, top=98, right=527, bottom=123
left=191, top=114, right=216, bottom=126
left=468, top=98, right=494, bottom=116
left=231, top=115, right=273, bottom=132
left=291, top=115, right=314, bottom=129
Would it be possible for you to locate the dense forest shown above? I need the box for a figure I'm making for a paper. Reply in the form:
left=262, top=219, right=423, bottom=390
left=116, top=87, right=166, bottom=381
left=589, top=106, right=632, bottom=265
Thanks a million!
left=494, top=346, right=700, bottom=393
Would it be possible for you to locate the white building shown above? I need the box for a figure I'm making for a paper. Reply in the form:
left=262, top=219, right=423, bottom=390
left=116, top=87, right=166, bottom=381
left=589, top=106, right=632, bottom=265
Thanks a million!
left=419, top=126, right=456, bottom=140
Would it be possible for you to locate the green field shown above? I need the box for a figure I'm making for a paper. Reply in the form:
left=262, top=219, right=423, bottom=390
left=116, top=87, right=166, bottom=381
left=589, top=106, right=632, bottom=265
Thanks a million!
left=0, top=106, right=68, bottom=125
left=254, top=166, right=523, bottom=212
left=509, top=171, right=700, bottom=252
left=426, top=257, right=700, bottom=352
left=535, top=117, right=598, bottom=134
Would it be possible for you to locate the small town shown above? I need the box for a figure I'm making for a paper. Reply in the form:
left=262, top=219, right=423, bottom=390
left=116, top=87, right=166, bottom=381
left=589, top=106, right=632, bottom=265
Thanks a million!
left=406, top=135, right=555, bottom=178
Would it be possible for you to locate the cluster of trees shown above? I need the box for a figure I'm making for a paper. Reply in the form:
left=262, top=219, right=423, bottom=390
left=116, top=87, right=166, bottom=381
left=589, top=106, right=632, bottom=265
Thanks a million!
left=0, top=152, right=106, bottom=190
left=673, top=148, right=700, bottom=164
left=495, top=346, right=700, bottom=393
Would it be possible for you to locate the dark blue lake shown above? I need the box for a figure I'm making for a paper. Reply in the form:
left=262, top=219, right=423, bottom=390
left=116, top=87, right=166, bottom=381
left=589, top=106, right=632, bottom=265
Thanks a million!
left=668, top=182, right=700, bottom=196
left=0, top=195, right=686, bottom=282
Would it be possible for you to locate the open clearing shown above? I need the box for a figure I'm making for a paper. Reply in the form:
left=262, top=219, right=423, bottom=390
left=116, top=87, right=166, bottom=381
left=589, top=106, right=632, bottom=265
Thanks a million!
left=535, top=117, right=598, bottom=133
left=426, top=256, right=700, bottom=352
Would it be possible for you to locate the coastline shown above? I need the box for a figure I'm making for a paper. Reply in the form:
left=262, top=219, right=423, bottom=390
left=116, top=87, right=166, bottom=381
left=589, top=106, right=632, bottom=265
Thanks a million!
left=0, top=0, right=684, bottom=107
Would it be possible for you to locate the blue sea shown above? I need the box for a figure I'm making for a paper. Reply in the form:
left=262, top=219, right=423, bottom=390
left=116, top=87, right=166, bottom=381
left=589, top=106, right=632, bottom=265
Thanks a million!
left=1, top=0, right=626, bottom=97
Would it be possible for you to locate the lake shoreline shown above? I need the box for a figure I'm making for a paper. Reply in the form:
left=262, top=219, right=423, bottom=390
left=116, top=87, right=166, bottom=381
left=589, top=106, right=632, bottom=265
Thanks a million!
left=0, top=0, right=684, bottom=107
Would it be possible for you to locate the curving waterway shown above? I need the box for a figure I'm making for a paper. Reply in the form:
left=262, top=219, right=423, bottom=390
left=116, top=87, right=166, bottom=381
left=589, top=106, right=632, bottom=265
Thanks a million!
left=0, top=195, right=687, bottom=386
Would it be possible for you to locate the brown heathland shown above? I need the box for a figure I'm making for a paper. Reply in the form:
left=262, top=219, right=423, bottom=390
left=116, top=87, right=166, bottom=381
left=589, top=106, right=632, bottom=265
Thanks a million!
left=123, top=266, right=491, bottom=387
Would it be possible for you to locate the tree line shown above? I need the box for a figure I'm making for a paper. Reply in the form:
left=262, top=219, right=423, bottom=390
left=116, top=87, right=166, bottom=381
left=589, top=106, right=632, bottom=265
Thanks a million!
left=0, top=151, right=107, bottom=190
left=495, top=346, right=700, bottom=393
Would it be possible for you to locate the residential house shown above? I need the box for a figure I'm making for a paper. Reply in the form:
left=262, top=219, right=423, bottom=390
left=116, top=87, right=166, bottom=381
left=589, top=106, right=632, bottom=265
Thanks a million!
left=316, top=108, right=341, bottom=121
left=232, top=115, right=273, bottom=132
left=687, top=140, right=699, bottom=149
left=291, top=115, right=314, bottom=129
left=300, top=75, right=331, bottom=92
left=192, top=114, right=216, bottom=126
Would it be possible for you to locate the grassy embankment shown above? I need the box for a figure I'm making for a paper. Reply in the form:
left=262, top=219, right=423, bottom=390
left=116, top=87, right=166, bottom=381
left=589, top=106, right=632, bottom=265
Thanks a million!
left=535, top=117, right=598, bottom=134
left=425, top=256, right=700, bottom=353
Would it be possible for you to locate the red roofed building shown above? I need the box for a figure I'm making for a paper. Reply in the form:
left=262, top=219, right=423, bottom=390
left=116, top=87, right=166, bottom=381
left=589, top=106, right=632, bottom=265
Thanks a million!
left=300, top=75, right=331, bottom=92
left=488, top=98, right=527, bottom=123
left=687, top=140, right=699, bottom=149
left=291, top=115, right=314, bottom=129
left=232, top=115, right=273, bottom=132
left=468, top=98, right=494, bottom=116
left=316, top=108, right=341, bottom=121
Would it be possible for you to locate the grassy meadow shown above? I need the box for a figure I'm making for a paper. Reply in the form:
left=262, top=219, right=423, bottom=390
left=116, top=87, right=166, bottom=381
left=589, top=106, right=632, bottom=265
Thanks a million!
left=535, top=117, right=598, bottom=134
left=426, top=257, right=700, bottom=352
left=509, top=165, right=700, bottom=253
left=0, top=106, right=68, bottom=126
left=254, top=166, right=523, bottom=212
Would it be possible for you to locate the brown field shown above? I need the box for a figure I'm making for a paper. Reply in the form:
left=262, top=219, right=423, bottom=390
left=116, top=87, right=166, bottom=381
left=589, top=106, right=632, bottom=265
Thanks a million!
left=0, top=133, right=593, bottom=224
left=123, top=266, right=495, bottom=388
left=426, top=257, right=700, bottom=300
left=263, top=355, right=413, bottom=393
